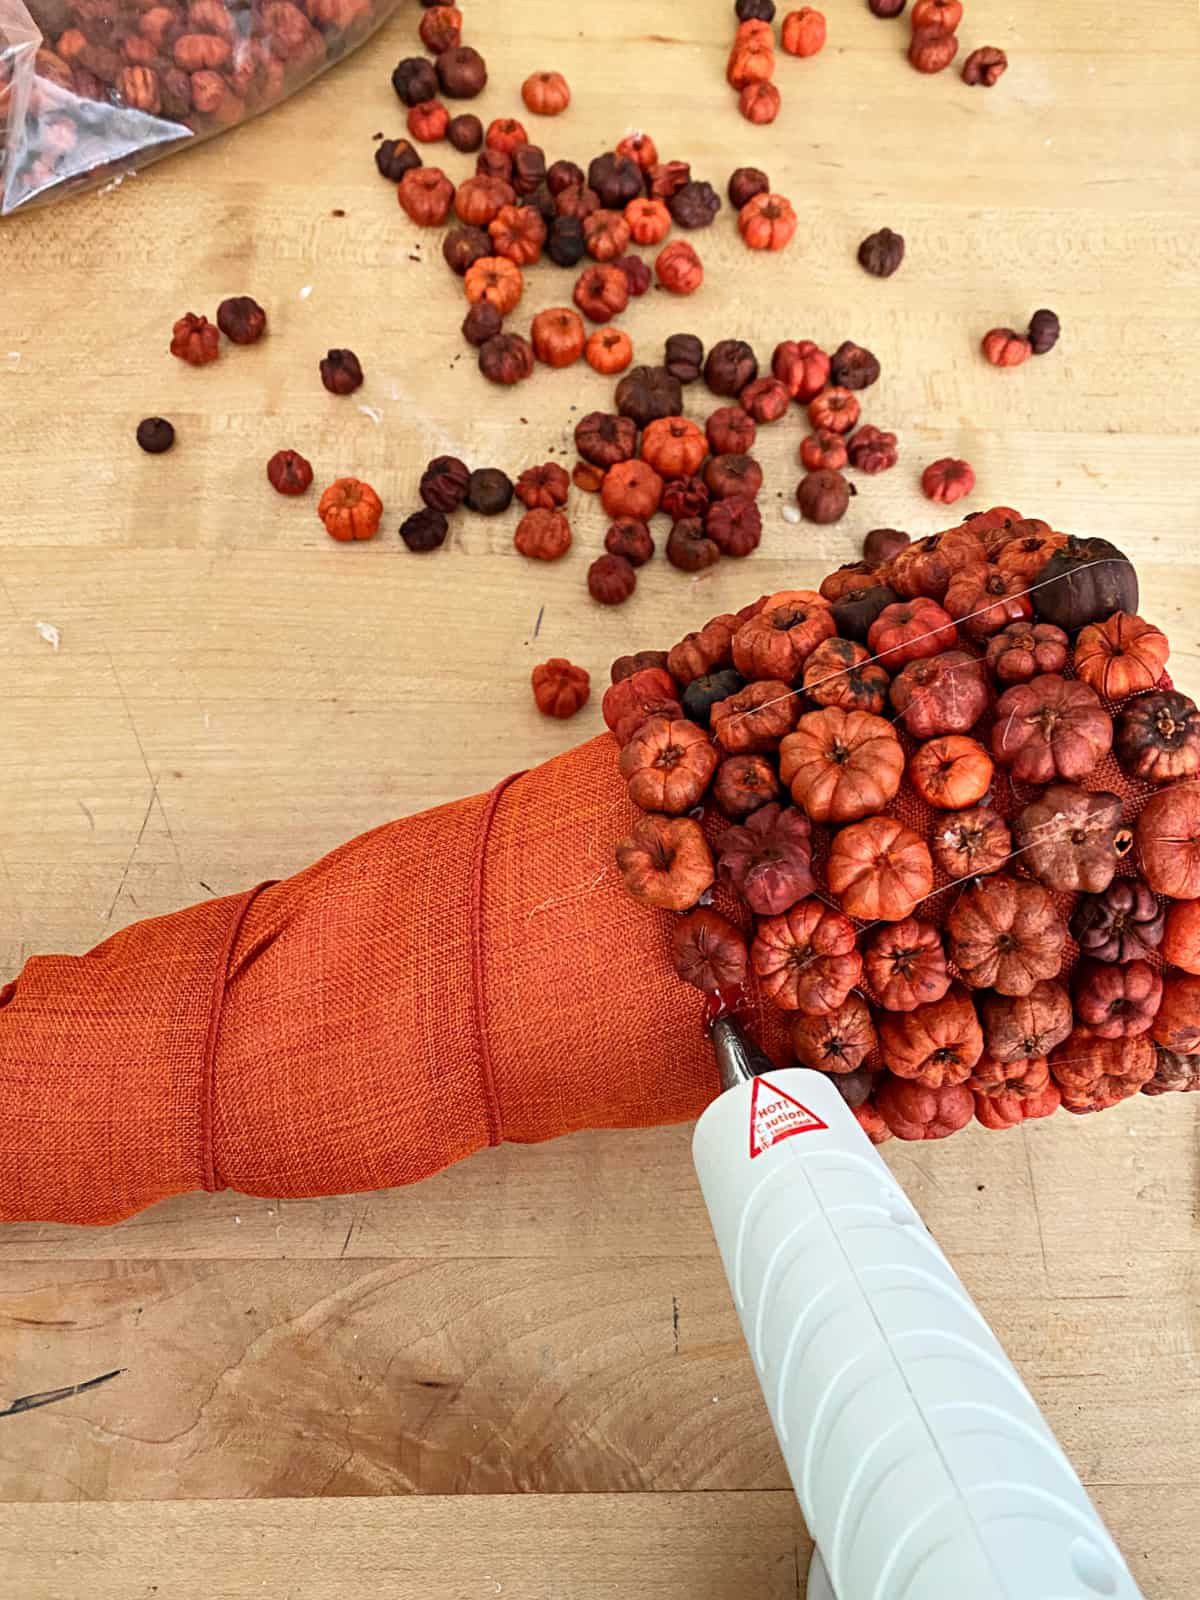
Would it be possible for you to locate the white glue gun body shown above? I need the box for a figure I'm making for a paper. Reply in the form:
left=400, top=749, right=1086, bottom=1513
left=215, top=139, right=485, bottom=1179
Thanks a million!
left=691, top=1014, right=1145, bottom=1600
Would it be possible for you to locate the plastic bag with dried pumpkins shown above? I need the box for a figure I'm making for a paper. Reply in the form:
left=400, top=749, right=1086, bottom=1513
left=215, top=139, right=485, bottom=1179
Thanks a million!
left=0, top=0, right=396, bottom=213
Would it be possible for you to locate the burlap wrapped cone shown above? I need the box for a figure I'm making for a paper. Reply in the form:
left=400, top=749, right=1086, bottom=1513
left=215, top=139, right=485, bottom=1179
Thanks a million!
left=0, top=736, right=786, bottom=1227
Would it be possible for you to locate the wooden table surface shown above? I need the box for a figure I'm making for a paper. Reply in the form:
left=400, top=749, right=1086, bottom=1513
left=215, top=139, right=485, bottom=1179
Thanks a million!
left=1, top=1, right=1198, bottom=1594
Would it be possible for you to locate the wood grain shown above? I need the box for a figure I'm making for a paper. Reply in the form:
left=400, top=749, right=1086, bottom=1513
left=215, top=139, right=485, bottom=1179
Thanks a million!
left=1, top=0, right=1199, bottom=1590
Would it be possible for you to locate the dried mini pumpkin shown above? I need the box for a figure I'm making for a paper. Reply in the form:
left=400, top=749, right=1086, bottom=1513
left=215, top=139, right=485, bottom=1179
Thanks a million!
left=946, top=875, right=1066, bottom=995
left=530, top=307, right=585, bottom=368
left=970, top=1056, right=1060, bottom=1131
left=886, top=526, right=984, bottom=600
left=995, top=528, right=1067, bottom=580
left=711, top=680, right=798, bottom=754
left=878, top=985, right=983, bottom=1088
left=1072, top=958, right=1162, bottom=1040
left=801, top=637, right=889, bottom=715
left=985, top=621, right=1069, bottom=685
left=1033, top=536, right=1139, bottom=633
left=831, top=584, right=899, bottom=645
left=711, top=753, right=781, bottom=817
left=454, top=174, right=516, bottom=226
left=616, top=814, right=713, bottom=910
left=931, top=806, right=1012, bottom=880
left=602, top=666, right=678, bottom=740
left=863, top=918, right=950, bottom=1012
left=1150, top=973, right=1200, bottom=1055
left=1074, top=611, right=1169, bottom=700
left=718, top=802, right=814, bottom=914
left=317, top=477, right=382, bottom=542
left=1115, top=691, right=1200, bottom=784
left=575, top=411, right=638, bottom=468
left=671, top=909, right=748, bottom=993
left=514, top=508, right=571, bottom=561
left=908, top=736, right=994, bottom=811
left=667, top=616, right=739, bottom=686
left=1160, top=899, right=1200, bottom=974
left=464, top=254, right=524, bottom=313
left=531, top=658, right=589, bottom=718
left=779, top=708, right=904, bottom=823
left=889, top=650, right=989, bottom=738
left=1136, top=783, right=1200, bottom=898
left=866, top=598, right=958, bottom=667
left=944, top=562, right=1033, bottom=640
left=827, top=816, right=933, bottom=921
left=980, top=981, right=1073, bottom=1063
left=573, top=264, right=630, bottom=323
left=641, top=417, right=707, bottom=479
left=751, top=898, right=863, bottom=1015
left=732, top=592, right=835, bottom=680
left=1013, top=784, right=1131, bottom=894
left=991, top=675, right=1112, bottom=783
left=791, top=996, right=877, bottom=1073
left=738, top=192, right=798, bottom=252
left=1142, top=1046, right=1200, bottom=1096
left=618, top=716, right=717, bottom=814
left=1050, top=1029, right=1155, bottom=1113
left=489, top=203, right=547, bottom=266
left=1070, top=878, right=1165, bottom=964
left=875, top=1076, right=974, bottom=1140
left=601, top=460, right=664, bottom=521
left=772, top=338, right=830, bottom=402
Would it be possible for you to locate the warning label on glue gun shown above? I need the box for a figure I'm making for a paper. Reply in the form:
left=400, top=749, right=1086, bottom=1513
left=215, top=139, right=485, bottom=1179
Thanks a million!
left=749, top=1077, right=828, bottom=1158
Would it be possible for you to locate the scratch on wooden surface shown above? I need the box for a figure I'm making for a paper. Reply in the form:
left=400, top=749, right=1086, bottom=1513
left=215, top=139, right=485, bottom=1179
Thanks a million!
left=671, top=1295, right=679, bottom=1354
left=78, top=799, right=95, bottom=831
left=105, top=787, right=156, bottom=920
left=1022, top=1127, right=1051, bottom=1286
left=0, top=1368, right=124, bottom=1418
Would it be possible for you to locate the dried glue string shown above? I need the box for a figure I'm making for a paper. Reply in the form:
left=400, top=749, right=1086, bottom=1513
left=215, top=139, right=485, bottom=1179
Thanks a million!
left=725, top=558, right=1128, bottom=726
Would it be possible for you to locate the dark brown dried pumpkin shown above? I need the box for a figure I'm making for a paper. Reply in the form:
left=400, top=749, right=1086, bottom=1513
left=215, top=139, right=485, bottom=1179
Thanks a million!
left=1069, top=878, right=1165, bottom=963
left=1115, top=690, right=1200, bottom=785
left=1012, top=784, right=1132, bottom=894
left=979, top=981, right=1073, bottom=1064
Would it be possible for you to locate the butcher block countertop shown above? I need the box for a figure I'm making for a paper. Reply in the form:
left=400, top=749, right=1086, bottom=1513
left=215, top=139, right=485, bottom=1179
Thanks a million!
left=0, top=0, right=1198, bottom=1594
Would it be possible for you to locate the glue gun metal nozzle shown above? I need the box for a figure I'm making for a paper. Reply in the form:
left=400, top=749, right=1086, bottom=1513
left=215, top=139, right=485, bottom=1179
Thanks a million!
left=711, top=1014, right=775, bottom=1092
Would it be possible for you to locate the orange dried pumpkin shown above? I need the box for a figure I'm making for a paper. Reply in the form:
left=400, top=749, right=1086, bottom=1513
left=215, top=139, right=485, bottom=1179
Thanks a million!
left=738, top=193, right=798, bottom=252
left=907, top=735, right=994, bottom=810
left=878, top=985, right=983, bottom=1088
left=454, top=175, right=515, bottom=226
left=751, top=899, right=862, bottom=1015
left=615, top=814, right=713, bottom=910
left=995, top=528, right=1067, bottom=580
left=1161, top=899, right=1200, bottom=975
left=489, top=204, right=547, bottom=266
left=464, top=255, right=524, bottom=313
left=866, top=598, right=958, bottom=667
left=583, top=209, right=632, bottom=262
left=945, top=875, right=1066, bottom=995
left=801, top=637, right=889, bottom=715
left=943, top=562, right=1033, bottom=640
left=779, top=708, right=903, bottom=822
left=530, top=307, right=586, bottom=368
left=601, top=459, right=664, bottom=521
left=1073, top=611, right=1169, bottom=700
left=317, top=477, right=383, bottom=542
left=1150, top=972, right=1200, bottom=1056
left=585, top=328, right=634, bottom=375
left=641, top=417, right=707, bottom=478
left=521, top=69, right=570, bottom=115
left=1050, top=1030, right=1156, bottom=1113
left=1135, top=783, right=1200, bottom=898
left=711, top=680, right=798, bottom=754
left=618, top=716, right=718, bottom=814
left=863, top=918, right=950, bottom=1012
left=624, top=196, right=671, bottom=246
left=731, top=591, right=834, bottom=680
left=827, top=816, right=934, bottom=922
left=790, top=995, right=876, bottom=1072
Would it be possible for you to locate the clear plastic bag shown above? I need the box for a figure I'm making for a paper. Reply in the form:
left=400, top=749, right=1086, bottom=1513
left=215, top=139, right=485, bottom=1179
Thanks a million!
left=0, top=0, right=399, bottom=214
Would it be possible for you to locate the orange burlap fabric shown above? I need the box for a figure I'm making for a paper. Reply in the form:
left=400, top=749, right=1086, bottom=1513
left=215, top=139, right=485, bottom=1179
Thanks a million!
left=0, top=736, right=787, bottom=1226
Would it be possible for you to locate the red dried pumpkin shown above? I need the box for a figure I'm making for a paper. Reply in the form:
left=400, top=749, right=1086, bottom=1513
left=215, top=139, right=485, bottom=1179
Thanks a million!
left=671, top=909, right=748, bottom=993
left=878, top=985, right=983, bottom=1087
left=732, top=591, right=835, bottom=680
left=990, top=675, right=1112, bottom=783
left=875, top=1076, right=974, bottom=1140
left=751, top=899, right=863, bottom=1014
left=779, top=708, right=904, bottom=822
left=827, top=816, right=934, bottom=921
left=944, top=562, right=1033, bottom=640
left=667, top=615, right=739, bottom=685
left=863, top=918, right=950, bottom=1011
left=945, top=875, right=1066, bottom=995
left=1161, top=899, right=1200, bottom=975
left=1050, top=1029, right=1156, bottom=1113
left=1136, top=783, right=1200, bottom=898
left=1013, top=784, right=1131, bottom=894
left=718, top=803, right=814, bottom=915
left=931, top=806, right=1012, bottom=879
left=615, top=815, right=713, bottom=910
left=886, top=526, right=985, bottom=599
left=985, top=621, right=1069, bottom=685
left=867, top=598, right=958, bottom=667
left=980, top=981, right=1073, bottom=1063
left=790, top=995, right=877, bottom=1072
left=1149, top=972, right=1200, bottom=1056
left=801, top=637, right=889, bottom=715
left=602, top=666, right=679, bottom=738
left=907, top=736, right=994, bottom=810
left=711, top=680, right=798, bottom=754
left=969, top=1055, right=1060, bottom=1130
left=889, top=650, right=989, bottom=739
left=1073, top=611, right=1169, bottom=700
left=1072, top=958, right=1162, bottom=1040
